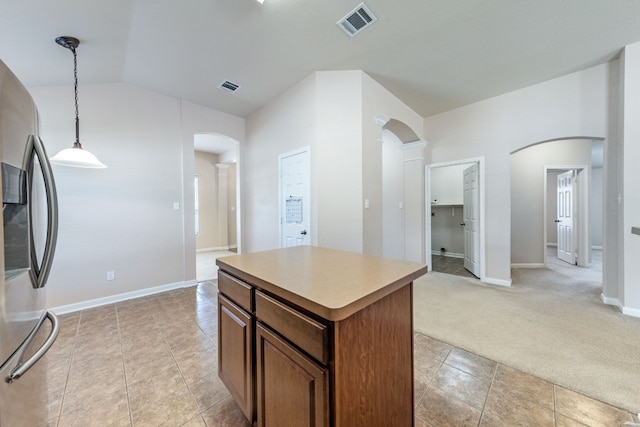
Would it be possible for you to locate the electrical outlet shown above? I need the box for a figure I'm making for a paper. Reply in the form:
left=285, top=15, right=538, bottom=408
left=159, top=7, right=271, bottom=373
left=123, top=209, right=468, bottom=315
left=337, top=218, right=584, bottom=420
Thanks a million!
left=107, top=271, right=115, bottom=281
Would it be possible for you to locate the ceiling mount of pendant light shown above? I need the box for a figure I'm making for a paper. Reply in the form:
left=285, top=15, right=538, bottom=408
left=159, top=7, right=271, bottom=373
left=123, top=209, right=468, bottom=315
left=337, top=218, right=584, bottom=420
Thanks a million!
left=50, top=36, right=107, bottom=168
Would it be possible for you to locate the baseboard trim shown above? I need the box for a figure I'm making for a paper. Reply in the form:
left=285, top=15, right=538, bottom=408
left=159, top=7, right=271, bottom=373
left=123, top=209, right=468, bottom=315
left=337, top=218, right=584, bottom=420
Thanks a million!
left=511, top=263, right=545, bottom=268
left=600, top=294, right=640, bottom=318
left=482, top=277, right=512, bottom=287
left=622, top=306, right=640, bottom=318
left=431, top=250, right=464, bottom=259
left=601, top=293, right=623, bottom=312
left=197, top=246, right=235, bottom=253
left=50, top=280, right=198, bottom=315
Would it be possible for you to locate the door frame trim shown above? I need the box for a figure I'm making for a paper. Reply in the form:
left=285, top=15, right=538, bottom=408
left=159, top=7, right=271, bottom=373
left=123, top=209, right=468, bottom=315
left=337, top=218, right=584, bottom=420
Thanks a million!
left=425, top=157, right=485, bottom=281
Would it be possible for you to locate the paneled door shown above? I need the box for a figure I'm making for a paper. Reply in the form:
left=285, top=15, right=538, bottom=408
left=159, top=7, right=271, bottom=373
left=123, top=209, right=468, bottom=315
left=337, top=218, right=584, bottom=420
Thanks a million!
left=557, top=170, right=575, bottom=265
left=463, top=163, right=480, bottom=277
left=279, top=147, right=310, bottom=247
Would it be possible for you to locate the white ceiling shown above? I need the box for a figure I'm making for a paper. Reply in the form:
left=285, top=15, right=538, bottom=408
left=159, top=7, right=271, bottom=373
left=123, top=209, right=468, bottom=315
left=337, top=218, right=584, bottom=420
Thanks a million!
left=1, top=0, right=640, bottom=119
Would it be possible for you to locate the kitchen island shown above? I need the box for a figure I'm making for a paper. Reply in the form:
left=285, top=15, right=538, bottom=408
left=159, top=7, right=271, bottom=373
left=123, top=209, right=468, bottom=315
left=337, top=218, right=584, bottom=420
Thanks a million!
left=216, top=246, right=427, bottom=427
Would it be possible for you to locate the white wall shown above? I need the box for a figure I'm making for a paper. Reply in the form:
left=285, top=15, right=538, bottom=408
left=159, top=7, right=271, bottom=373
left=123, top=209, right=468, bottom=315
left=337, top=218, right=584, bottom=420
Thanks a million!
left=362, top=73, right=424, bottom=256
left=244, top=74, right=317, bottom=253
left=431, top=206, right=464, bottom=256
left=244, top=71, right=424, bottom=257
left=195, top=151, right=220, bottom=250
left=510, top=139, right=592, bottom=265
left=621, top=42, right=640, bottom=315
left=30, top=83, right=244, bottom=309
left=315, top=71, right=363, bottom=252
left=382, top=132, right=404, bottom=259
left=430, top=164, right=466, bottom=206
left=591, top=166, right=603, bottom=248
left=424, top=62, right=615, bottom=285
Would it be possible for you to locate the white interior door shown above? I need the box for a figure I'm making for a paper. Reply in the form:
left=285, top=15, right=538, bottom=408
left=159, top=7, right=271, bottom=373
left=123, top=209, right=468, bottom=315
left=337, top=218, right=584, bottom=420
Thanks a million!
left=279, top=148, right=310, bottom=247
left=557, top=170, right=575, bottom=264
left=463, top=164, right=480, bottom=277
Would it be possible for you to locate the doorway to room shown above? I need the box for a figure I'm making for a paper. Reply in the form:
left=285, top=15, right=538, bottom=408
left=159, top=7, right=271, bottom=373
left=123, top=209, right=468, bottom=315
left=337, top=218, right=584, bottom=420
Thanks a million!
left=194, top=133, right=241, bottom=282
left=510, top=138, right=603, bottom=296
left=425, top=158, right=484, bottom=280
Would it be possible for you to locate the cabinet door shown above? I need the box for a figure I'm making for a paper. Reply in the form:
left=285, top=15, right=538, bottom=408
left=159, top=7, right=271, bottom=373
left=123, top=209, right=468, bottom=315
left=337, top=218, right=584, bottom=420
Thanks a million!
left=256, top=323, right=328, bottom=427
left=218, top=294, right=253, bottom=421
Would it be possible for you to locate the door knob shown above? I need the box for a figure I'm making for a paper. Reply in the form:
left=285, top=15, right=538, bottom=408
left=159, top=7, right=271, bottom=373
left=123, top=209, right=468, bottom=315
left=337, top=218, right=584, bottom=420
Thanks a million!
left=460, top=223, right=466, bottom=226
left=300, top=230, right=307, bottom=235
left=554, top=219, right=561, bottom=223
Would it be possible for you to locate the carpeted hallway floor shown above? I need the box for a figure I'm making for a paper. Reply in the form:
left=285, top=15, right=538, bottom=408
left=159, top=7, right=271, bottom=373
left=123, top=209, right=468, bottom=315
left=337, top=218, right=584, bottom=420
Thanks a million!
left=413, top=248, right=640, bottom=414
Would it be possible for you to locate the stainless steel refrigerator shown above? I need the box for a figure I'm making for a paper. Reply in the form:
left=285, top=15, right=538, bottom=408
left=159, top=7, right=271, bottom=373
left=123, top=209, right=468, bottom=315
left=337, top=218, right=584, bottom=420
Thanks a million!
left=0, top=59, right=59, bottom=426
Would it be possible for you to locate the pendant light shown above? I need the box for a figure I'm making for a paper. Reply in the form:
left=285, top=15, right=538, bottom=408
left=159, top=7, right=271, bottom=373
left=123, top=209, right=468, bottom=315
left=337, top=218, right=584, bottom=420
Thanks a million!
left=50, top=36, right=107, bottom=168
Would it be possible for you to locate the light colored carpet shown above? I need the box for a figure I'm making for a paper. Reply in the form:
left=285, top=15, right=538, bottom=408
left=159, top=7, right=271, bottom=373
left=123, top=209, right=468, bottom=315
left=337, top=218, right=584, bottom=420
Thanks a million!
left=413, top=252, right=640, bottom=413
left=196, top=250, right=236, bottom=282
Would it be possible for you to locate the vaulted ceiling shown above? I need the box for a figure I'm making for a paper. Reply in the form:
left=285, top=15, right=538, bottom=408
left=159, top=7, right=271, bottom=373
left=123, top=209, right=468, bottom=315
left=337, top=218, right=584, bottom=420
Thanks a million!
left=1, top=0, right=640, bottom=118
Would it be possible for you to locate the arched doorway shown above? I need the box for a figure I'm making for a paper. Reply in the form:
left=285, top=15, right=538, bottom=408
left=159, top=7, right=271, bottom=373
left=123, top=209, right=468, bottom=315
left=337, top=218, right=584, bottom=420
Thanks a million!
left=510, top=137, right=604, bottom=296
left=194, top=133, right=241, bottom=282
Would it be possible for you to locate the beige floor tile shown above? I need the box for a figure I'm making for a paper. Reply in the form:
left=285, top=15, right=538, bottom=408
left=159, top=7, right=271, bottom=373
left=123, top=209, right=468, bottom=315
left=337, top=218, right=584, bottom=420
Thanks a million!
left=555, top=386, right=634, bottom=426
left=131, top=385, right=199, bottom=427
left=188, top=371, right=231, bottom=412
left=124, top=351, right=181, bottom=387
left=430, top=364, right=491, bottom=410
left=444, top=347, right=497, bottom=381
left=414, top=354, right=442, bottom=404
left=492, top=364, right=554, bottom=409
left=414, top=333, right=453, bottom=362
left=200, top=397, right=252, bottom=427
left=126, top=364, right=187, bottom=413
left=173, top=342, right=218, bottom=385
left=482, top=383, right=554, bottom=427
left=58, top=389, right=129, bottom=427
left=181, top=415, right=208, bottom=427
left=46, top=286, right=636, bottom=427
left=415, top=386, right=482, bottom=426
left=556, top=414, right=589, bottom=426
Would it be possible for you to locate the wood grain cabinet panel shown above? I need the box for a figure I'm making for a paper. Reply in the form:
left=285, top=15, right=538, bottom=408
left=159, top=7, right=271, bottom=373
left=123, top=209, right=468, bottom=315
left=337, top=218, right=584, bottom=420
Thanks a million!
left=218, top=294, right=253, bottom=421
left=255, top=290, right=328, bottom=364
left=256, top=323, right=328, bottom=427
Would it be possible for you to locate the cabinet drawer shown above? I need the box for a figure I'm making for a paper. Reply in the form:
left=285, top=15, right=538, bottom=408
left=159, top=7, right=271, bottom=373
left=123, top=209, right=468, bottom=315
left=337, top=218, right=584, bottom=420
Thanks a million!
left=255, top=291, right=328, bottom=364
left=218, top=271, right=252, bottom=312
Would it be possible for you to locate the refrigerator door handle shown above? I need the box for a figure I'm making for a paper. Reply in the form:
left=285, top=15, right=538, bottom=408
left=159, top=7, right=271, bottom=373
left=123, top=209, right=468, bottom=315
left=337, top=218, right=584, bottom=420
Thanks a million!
left=6, top=311, right=60, bottom=383
left=24, top=135, right=59, bottom=289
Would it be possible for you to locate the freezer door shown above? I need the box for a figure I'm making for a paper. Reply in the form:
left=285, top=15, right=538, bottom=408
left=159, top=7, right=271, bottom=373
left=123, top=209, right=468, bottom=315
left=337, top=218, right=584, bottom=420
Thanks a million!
left=1, top=59, right=45, bottom=367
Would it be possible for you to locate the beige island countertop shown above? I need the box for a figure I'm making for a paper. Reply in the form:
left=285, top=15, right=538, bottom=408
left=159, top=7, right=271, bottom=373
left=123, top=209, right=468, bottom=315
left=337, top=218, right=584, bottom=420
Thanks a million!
left=216, top=246, right=427, bottom=321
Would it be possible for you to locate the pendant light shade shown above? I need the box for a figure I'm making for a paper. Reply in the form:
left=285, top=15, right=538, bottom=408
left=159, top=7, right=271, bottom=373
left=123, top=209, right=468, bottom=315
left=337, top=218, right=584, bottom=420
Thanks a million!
left=50, top=36, right=107, bottom=169
left=49, top=146, right=107, bottom=168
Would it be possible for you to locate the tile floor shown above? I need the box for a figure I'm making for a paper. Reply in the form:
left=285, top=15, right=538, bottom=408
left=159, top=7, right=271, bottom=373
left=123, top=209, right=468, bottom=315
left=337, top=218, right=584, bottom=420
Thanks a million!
left=43, top=281, right=638, bottom=427
left=431, top=254, right=478, bottom=279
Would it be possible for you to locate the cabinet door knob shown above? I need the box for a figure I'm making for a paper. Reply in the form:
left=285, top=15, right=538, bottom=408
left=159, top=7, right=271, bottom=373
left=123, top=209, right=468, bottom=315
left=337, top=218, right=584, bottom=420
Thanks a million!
left=300, top=230, right=307, bottom=235
left=460, top=223, right=466, bottom=226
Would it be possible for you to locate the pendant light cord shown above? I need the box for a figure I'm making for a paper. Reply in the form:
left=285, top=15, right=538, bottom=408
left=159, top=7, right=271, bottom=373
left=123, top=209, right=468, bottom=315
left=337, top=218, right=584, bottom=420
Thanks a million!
left=71, top=45, right=81, bottom=149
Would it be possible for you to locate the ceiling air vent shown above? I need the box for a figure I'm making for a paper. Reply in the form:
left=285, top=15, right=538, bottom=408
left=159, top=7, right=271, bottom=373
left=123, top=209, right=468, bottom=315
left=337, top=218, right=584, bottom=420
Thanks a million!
left=217, top=80, right=241, bottom=93
left=337, top=3, right=377, bottom=37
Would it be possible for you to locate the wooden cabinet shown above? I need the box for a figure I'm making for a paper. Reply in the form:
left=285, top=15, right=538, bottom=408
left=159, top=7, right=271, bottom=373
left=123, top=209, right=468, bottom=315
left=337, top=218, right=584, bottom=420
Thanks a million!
left=217, top=247, right=427, bottom=427
left=256, top=323, right=328, bottom=427
left=218, top=293, right=253, bottom=421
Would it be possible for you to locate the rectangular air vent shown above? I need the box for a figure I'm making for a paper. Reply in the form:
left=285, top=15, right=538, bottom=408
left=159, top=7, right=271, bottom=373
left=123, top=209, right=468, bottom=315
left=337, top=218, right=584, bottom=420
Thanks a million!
left=337, top=3, right=377, bottom=37
left=217, top=80, right=241, bottom=93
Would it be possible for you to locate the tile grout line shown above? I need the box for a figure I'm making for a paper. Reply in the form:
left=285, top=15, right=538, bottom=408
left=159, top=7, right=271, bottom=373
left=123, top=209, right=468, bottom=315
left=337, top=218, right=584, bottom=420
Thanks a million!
left=115, top=303, right=135, bottom=427
left=53, top=314, right=81, bottom=427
